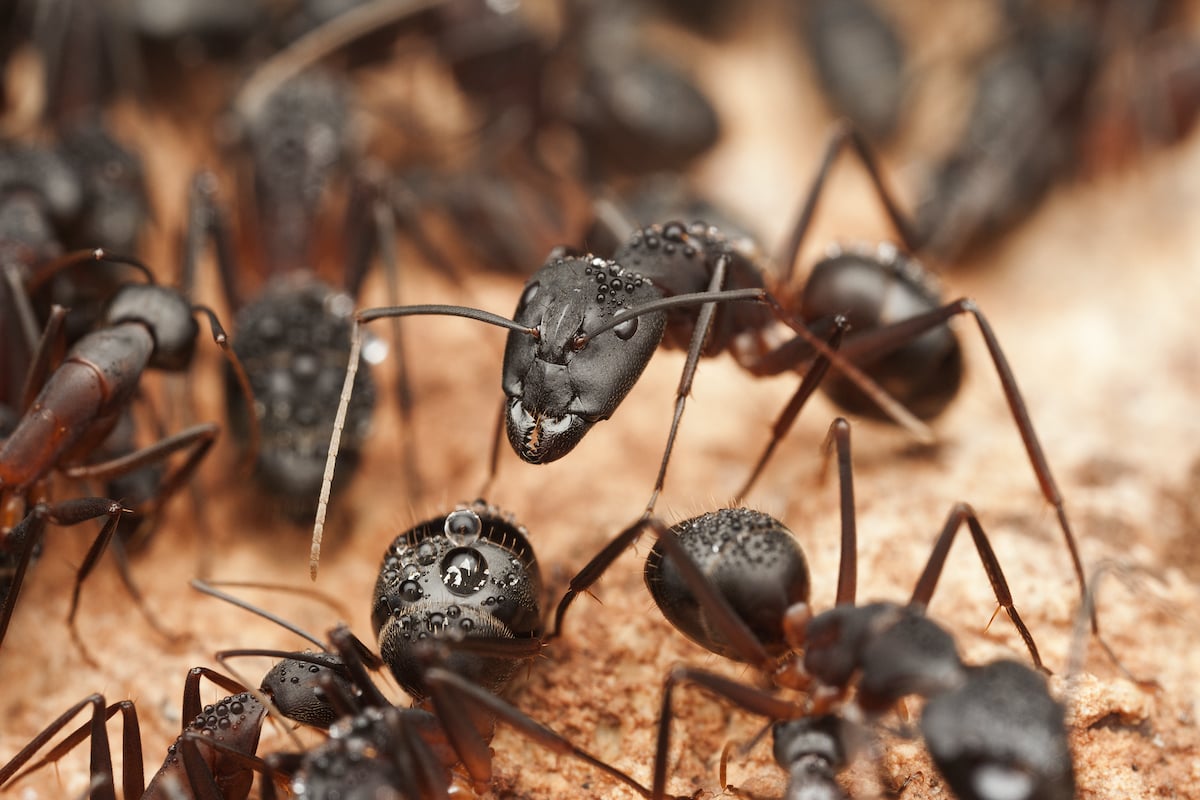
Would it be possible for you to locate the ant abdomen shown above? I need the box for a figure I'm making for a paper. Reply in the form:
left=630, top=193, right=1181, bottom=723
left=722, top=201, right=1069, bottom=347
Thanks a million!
left=372, top=503, right=541, bottom=698
left=227, top=277, right=375, bottom=519
left=801, top=245, right=963, bottom=421
left=644, top=508, right=811, bottom=661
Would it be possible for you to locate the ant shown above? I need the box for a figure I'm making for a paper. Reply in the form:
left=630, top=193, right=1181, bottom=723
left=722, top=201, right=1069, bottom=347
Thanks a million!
left=311, top=120, right=1091, bottom=645
left=263, top=622, right=676, bottom=798
left=549, top=416, right=1072, bottom=799
left=797, top=0, right=909, bottom=144
left=0, top=248, right=259, bottom=652
left=0, top=666, right=272, bottom=799
left=194, top=505, right=669, bottom=798
left=188, top=69, right=399, bottom=521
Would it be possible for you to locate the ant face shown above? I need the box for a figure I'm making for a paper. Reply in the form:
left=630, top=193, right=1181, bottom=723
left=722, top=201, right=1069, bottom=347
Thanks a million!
left=502, top=255, right=666, bottom=464
left=372, top=504, right=541, bottom=698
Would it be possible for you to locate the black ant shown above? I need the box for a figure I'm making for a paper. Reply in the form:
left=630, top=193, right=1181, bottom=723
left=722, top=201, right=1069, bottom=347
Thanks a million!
left=797, top=0, right=909, bottom=145
left=0, top=248, right=259, bottom=652
left=188, top=69, right=399, bottom=521
left=262, top=622, right=676, bottom=798
left=549, top=416, right=1072, bottom=799
left=310, top=121, right=1091, bottom=645
left=194, top=505, right=670, bottom=798
left=0, top=666, right=272, bottom=799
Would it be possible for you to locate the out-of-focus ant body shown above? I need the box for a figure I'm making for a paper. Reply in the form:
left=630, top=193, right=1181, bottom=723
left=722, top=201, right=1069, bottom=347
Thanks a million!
left=550, top=417, right=1073, bottom=800
left=312, top=123, right=1091, bottom=640
left=190, top=65, right=400, bottom=522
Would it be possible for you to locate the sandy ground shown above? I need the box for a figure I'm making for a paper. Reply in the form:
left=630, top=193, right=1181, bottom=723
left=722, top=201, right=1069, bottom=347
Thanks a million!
left=2, top=2, right=1199, bottom=798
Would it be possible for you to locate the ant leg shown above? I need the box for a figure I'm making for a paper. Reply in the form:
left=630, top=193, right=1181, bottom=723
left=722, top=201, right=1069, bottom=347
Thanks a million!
left=1, top=264, right=46, bottom=364
left=0, top=497, right=124, bottom=650
left=908, top=502, right=1042, bottom=670
left=822, top=418, right=858, bottom=607
left=550, top=515, right=778, bottom=674
left=830, top=296, right=1089, bottom=625
left=62, top=491, right=157, bottom=662
left=480, top=397, right=507, bottom=498
left=19, top=305, right=68, bottom=413
left=424, top=665, right=661, bottom=799
left=777, top=120, right=920, bottom=286
left=653, top=667, right=805, bottom=800
left=547, top=515, right=652, bottom=641
left=183, top=172, right=243, bottom=313
left=644, top=253, right=733, bottom=515
left=0, top=694, right=143, bottom=799
left=734, top=318, right=847, bottom=501
left=63, top=423, right=217, bottom=494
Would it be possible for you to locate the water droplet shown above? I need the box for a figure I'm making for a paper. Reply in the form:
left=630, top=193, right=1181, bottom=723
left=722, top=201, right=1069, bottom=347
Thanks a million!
left=442, top=548, right=489, bottom=595
left=445, top=508, right=482, bottom=546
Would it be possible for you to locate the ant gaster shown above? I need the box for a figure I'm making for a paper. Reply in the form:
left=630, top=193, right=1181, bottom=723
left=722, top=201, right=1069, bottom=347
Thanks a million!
left=550, top=417, right=1072, bottom=799
left=311, top=121, right=1091, bottom=645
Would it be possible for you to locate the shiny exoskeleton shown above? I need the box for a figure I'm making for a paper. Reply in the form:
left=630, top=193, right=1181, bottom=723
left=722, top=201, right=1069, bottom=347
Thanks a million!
left=0, top=251, right=248, bottom=651
left=371, top=502, right=542, bottom=698
left=312, top=122, right=1088, bottom=626
left=551, top=417, right=1072, bottom=799
left=0, top=668, right=270, bottom=800
left=263, top=623, right=668, bottom=800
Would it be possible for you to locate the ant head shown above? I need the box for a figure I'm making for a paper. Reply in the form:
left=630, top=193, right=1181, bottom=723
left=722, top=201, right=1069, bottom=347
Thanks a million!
left=372, top=504, right=542, bottom=698
left=501, top=255, right=666, bottom=464
left=104, top=284, right=199, bottom=371
left=260, top=651, right=351, bottom=730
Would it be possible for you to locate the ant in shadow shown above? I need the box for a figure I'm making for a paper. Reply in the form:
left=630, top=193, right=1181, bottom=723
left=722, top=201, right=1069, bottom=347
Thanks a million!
left=550, top=416, right=1072, bottom=800
left=310, top=121, right=1093, bottom=651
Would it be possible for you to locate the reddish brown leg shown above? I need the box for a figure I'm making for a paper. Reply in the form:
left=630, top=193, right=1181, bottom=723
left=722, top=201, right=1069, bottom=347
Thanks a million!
left=643, top=253, right=731, bottom=515
left=832, top=296, right=1090, bottom=628
left=734, top=318, right=848, bottom=502
left=0, top=497, right=124, bottom=650
left=0, top=693, right=142, bottom=800
left=908, top=502, right=1042, bottom=670
left=776, top=120, right=920, bottom=287
left=653, top=666, right=799, bottom=800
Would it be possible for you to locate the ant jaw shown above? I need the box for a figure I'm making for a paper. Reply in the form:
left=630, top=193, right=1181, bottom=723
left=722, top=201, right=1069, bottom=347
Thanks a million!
left=505, top=399, right=592, bottom=464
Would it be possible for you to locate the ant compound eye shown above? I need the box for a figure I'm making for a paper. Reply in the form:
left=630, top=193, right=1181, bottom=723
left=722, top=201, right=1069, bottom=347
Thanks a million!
left=613, top=313, right=638, bottom=341
left=441, top=548, right=490, bottom=596
left=445, top=508, right=482, bottom=546
left=516, top=281, right=540, bottom=314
